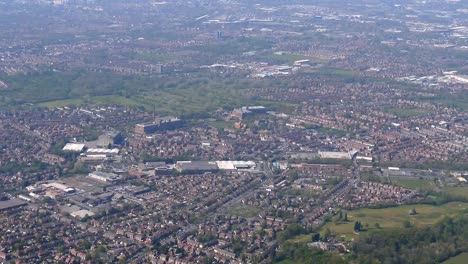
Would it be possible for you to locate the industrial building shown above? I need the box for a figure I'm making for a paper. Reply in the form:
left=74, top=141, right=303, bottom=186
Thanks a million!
left=135, top=116, right=183, bottom=135
left=88, top=171, right=121, bottom=183
left=175, top=161, right=219, bottom=174
left=63, top=143, right=86, bottom=152
left=216, top=160, right=256, bottom=170
left=145, top=161, right=174, bottom=175
left=0, top=199, right=27, bottom=212
left=231, top=106, right=267, bottom=120
left=318, top=151, right=352, bottom=160
left=174, top=160, right=256, bottom=174
left=71, top=209, right=95, bottom=219
left=43, top=182, right=76, bottom=193
left=97, top=130, right=124, bottom=147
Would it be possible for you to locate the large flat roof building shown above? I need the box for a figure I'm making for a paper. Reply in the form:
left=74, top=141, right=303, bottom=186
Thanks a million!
left=0, top=198, right=27, bottom=212
left=135, top=116, right=183, bottom=135
left=63, top=143, right=86, bottom=152
left=88, top=171, right=121, bottom=183
left=231, top=106, right=267, bottom=120
left=175, top=161, right=219, bottom=174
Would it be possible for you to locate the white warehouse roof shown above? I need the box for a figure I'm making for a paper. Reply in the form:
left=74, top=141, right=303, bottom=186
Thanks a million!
left=63, top=143, right=86, bottom=152
left=216, top=160, right=256, bottom=170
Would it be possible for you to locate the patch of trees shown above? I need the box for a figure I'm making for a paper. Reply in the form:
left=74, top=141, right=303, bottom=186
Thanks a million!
left=354, top=221, right=363, bottom=232
left=349, top=215, right=468, bottom=264
left=378, top=160, right=468, bottom=171
left=275, top=243, right=346, bottom=264
left=277, top=224, right=308, bottom=243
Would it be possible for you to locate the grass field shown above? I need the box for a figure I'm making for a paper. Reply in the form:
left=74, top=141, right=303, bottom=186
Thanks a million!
left=391, top=179, right=435, bottom=190
left=228, top=205, right=262, bottom=218
left=209, top=120, right=233, bottom=129
left=384, top=108, right=430, bottom=117
left=286, top=234, right=312, bottom=244
left=443, top=252, right=468, bottom=264
left=267, top=53, right=329, bottom=64
left=38, top=98, right=84, bottom=107
left=276, top=260, right=296, bottom=264
left=39, top=95, right=144, bottom=109
left=319, top=202, right=468, bottom=241
left=443, top=187, right=468, bottom=199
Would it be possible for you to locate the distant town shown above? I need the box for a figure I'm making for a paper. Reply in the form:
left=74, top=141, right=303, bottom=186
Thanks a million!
left=0, top=0, right=467, bottom=264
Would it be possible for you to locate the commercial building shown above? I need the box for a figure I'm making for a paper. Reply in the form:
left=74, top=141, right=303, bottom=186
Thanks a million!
left=135, top=116, right=183, bottom=135
left=215, top=160, right=256, bottom=170
left=97, top=130, right=124, bottom=147
left=0, top=199, right=27, bottom=212
left=318, top=151, right=352, bottom=159
left=86, top=148, right=120, bottom=156
left=63, top=143, right=86, bottom=152
left=145, top=161, right=174, bottom=175
left=43, top=182, right=76, bottom=193
left=175, top=161, right=219, bottom=174
left=71, top=210, right=95, bottom=219
left=88, top=171, right=121, bottom=183
left=231, top=106, right=267, bottom=120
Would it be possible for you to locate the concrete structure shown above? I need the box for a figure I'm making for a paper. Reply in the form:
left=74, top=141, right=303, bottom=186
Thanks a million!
left=318, top=151, right=352, bottom=159
left=231, top=106, right=267, bottom=119
left=86, top=148, right=119, bottom=156
left=88, top=171, right=121, bottom=183
left=135, top=116, right=183, bottom=135
left=216, top=160, right=256, bottom=170
left=0, top=199, right=27, bottom=212
left=175, top=161, right=219, bottom=174
left=97, top=130, right=124, bottom=147
left=71, top=210, right=95, bottom=219
left=43, top=182, right=75, bottom=193
left=63, top=143, right=86, bottom=152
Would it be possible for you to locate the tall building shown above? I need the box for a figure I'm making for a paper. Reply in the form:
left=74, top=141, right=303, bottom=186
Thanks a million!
left=217, top=31, right=223, bottom=41
left=134, top=116, right=183, bottom=135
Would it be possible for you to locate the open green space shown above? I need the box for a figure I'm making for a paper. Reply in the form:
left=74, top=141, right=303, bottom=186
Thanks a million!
left=1, top=70, right=304, bottom=116
left=318, top=67, right=359, bottom=78
left=127, top=51, right=179, bottom=63
left=391, top=178, right=435, bottom=190
left=194, top=37, right=273, bottom=56
left=266, top=53, right=329, bottom=64
left=319, top=202, right=468, bottom=241
left=276, top=260, right=298, bottom=264
left=286, top=234, right=312, bottom=244
left=38, top=98, right=84, bottom=108
left=209, top=120, right=233, bottom=129
left=443, top=252, right=468, bottom=264
left=443, top=187, right=468, bottom=199
left=384, top=108, right=430, bottom=118
left=283, top=188, right=321, bottom=199
left=228, top=205, right=262, bottom=218
left=432, top=98, right=468, bottom=112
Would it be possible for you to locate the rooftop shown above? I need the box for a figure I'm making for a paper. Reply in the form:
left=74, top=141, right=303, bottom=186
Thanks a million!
left=0, top=198, right=27, bottom=211
left=63, top=143, right=86, bottom=152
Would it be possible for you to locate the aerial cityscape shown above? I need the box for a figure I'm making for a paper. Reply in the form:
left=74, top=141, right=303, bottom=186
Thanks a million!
left=0, top=0, right=467, bottom=263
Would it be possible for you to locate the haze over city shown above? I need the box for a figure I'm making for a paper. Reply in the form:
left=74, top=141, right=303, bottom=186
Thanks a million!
left=0, top=1, right=467, bottom=263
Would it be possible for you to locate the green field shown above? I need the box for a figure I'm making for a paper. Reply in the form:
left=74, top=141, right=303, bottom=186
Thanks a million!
left=228, top=205, right=261, bottom=218
left=267, top=53, right=329, bottom=64
left=443, top=252, right=468, bottom=264
left=18, top=70, right=303, bottom=116
left=38, top=98, right=84, bottom=107
left=286, top=234, right=312, bottom=244
left=443, top=187, right=468, bottom=199
left=39, top=95, right=143, bottom=108
left=384, top=108, right=430, bottom=117
left=319, top=202, right=468, bottom=241
left=276, top=260, right=296, bottom=264
left=392, top=179, right=435, bottom=190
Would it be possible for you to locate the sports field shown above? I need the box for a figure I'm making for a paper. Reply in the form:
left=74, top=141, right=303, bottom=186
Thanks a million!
left=319, top=202, right=468, bottom=241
